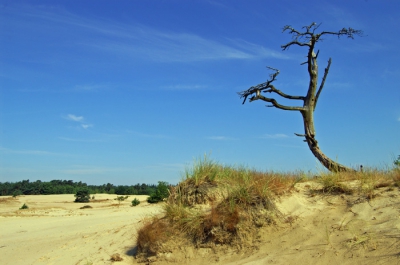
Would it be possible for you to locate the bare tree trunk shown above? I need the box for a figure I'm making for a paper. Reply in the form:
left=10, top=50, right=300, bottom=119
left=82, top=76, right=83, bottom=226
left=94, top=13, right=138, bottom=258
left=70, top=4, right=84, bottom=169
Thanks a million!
left=238, top=23, right=362, bottom=173
left=300, top=111, right=353, bottom=172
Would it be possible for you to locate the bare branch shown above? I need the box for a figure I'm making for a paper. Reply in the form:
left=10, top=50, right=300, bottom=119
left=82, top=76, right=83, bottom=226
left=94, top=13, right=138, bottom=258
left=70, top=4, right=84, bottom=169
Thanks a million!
left=238, top=67, right=304, bottom=106
left=281, top=23, right=362, bottom=51
left=249, top=94, right=305, bottom=111
left=319, top=28, right=363, bottom=39
left=281, top=41, right=310, bottom=50
left=264, top=85, right=305, bottom=100
left=314, top=58, right=332, bottom=110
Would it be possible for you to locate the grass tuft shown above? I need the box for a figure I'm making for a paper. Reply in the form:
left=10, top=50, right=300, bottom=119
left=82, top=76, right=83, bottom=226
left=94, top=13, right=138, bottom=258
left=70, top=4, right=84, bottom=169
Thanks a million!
left=313, top=167, right=399, bottom=198
left=136, top=156, right=298, bottom=260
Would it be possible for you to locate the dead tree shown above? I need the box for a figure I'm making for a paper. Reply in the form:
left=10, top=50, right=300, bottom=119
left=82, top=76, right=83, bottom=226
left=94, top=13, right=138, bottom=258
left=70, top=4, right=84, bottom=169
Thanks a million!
left=238, top=23, right=362, bottom=172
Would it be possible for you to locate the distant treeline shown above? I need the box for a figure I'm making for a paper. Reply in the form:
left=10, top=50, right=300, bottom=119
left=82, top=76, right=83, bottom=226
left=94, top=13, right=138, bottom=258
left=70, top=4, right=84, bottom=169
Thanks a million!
left=0, top=179, right=158, bottom=196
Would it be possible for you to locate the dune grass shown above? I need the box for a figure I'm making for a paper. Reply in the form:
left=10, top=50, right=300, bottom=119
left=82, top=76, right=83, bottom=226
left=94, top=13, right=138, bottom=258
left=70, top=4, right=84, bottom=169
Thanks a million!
left=313, top=166, right=399, bottom=199
left=136, top=156, right=300, bottom=261
left=135, top=156, right=400, bottom=262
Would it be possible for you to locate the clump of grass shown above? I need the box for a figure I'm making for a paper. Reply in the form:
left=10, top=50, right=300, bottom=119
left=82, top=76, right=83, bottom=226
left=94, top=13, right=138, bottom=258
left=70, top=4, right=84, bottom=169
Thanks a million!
left=313, top=165, right=400, bottom=199
left=19, top=203, right=29, bottom=210
left=110, top=253, right=123, bottom=262
left=80, top=205, right=92, bottom=209
left=136, top=156, right=298, bottom=261
left=316, top=172, right=354, bottom=195
left=136, top=218, right=171, bottom=259
left=392, top=167, right=400, bottom=187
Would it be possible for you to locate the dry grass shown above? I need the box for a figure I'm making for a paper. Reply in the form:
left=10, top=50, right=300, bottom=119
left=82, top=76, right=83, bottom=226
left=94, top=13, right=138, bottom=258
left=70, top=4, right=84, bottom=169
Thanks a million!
left=392, top=169, right=400, bottom=187
left=79, top=205, right=92, bottom=209
left=0, top=196, right=18, bottom=204
left=313, top=167, right=399, bottom=199
left=135, top=156, right=400, bottom=262
left=110, top=253, right=123, bottom=262
left=135, top=156, right=299, bottom=261
left=136, top=218, right=170, bottom=258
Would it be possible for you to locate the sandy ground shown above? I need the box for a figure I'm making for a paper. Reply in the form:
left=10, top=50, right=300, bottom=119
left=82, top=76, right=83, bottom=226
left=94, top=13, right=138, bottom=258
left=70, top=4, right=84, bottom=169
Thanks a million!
left=1, top=183, right=400, bottom=265
left=0, top=194, right=162, bottom=265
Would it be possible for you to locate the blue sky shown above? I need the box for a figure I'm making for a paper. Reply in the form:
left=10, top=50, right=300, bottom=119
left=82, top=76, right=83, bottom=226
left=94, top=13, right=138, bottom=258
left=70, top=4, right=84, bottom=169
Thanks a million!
left=1, top=0, right=399, bottom=185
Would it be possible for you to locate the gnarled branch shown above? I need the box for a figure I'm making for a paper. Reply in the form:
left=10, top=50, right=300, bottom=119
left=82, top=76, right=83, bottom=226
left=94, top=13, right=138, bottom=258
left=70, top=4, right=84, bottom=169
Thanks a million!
left=249, top=94, right=305, bottom=111
left=281, top=22, right=362, bottom=51
left=238, top=67, right=304, bottom=109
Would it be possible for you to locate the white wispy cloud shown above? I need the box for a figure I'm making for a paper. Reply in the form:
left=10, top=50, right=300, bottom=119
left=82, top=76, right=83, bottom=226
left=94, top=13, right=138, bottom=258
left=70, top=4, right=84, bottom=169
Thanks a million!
left=260, top=133, right=289, bottom=139
left=64, top=114, right=93, bottom=129
left=65, top=114, right=84, bottom=122
left=86, top=30, right=286, bottom=62
left=7, top=5, right=287, bottom=63
left=81, top=124, right=93, bottom=129
left=0, top=146, right=62, bottom=156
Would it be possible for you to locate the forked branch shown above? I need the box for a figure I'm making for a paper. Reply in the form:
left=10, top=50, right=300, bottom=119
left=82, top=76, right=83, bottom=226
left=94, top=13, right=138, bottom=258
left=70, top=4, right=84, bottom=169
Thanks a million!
left=238, top=67, right=305, bottom=111
left=281, top=22, right=363, bottom=51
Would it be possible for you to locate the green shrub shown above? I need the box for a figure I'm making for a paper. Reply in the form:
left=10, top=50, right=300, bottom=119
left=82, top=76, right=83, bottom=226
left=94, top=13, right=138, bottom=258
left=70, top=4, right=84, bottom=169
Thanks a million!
left=12, top=190, right=23, bottom=197
left=394, top=155, right=400, bottom=168
left=74, top=189, right=90, bottom=203
left=131, top=198, right=140, bottom=206
left=114, top=195, right=129, bottom=206
left=147, top=181, right=169, bottom=203
left=20, top=203, right=29, bottom=209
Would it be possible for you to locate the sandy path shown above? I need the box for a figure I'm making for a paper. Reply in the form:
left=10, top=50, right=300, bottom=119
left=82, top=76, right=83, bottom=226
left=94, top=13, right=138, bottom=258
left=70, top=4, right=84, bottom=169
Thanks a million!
left=0, top=194, right=163, bottom=265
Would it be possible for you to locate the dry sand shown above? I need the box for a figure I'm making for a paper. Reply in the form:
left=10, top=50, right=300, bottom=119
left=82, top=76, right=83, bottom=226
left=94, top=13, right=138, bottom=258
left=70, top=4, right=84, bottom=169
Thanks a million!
left=1, top=182, right=399, bottom=265
left=0, top=194, right=162, bottom=265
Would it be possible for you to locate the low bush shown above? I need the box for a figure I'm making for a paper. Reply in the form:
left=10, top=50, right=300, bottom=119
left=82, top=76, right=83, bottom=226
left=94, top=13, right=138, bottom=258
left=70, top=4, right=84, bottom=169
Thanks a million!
left=394, top=155, right=400, bottom=168
left=131, top=198, right=140, bottom=206
left=74, top=189, right=90, bottom=203
left=147, top=181, right=170, bottom=203
left=114, top=195, right=129, bottom=205
left=20, top=203, right=29, bottom=209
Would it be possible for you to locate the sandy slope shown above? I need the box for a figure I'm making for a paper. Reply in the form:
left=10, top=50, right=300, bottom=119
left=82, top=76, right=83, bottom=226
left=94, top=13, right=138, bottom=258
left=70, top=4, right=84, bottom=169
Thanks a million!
left=221, top=182, right=400, bottom=265
left=1, top=183, right=399, bottom=265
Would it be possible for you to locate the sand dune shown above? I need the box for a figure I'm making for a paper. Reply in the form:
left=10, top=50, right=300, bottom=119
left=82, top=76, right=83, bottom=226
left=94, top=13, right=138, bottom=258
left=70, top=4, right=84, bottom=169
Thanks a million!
left=1, top=182, right=399, bottom=265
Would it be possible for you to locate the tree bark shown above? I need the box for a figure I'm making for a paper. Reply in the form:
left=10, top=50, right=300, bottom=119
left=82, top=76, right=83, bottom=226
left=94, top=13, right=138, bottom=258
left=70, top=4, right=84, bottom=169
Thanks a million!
left=300, top=111, right=353, bottom=172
